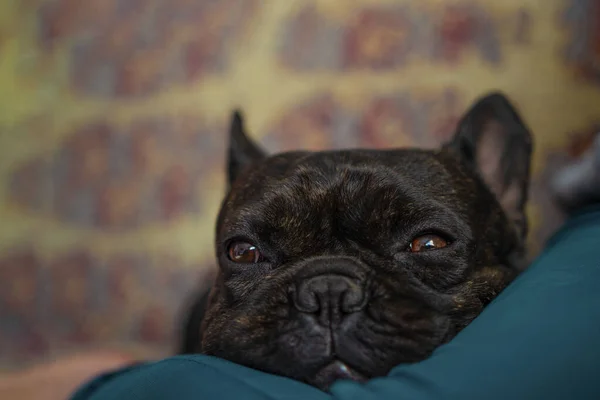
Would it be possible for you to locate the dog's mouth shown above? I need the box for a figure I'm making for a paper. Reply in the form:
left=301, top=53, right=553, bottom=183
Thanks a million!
left=313, top=359, right=368, bottom=390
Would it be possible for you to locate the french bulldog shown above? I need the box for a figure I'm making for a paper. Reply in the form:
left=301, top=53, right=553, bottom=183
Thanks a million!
left=179, top=92, right=533, bottom=390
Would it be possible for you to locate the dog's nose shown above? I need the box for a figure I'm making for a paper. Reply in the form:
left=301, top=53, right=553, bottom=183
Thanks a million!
left=293, top=274, right=367, bottom=325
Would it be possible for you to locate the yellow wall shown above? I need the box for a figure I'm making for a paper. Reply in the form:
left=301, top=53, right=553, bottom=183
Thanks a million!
left=0, top=0, right=598, bottom=365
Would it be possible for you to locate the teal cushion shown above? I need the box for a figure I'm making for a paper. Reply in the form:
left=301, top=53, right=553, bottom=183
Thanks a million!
left=72, top=207, right=600, bottom=400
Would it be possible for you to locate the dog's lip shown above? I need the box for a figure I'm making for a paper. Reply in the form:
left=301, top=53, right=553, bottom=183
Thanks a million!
left=317, top=359, right=368, bottom=384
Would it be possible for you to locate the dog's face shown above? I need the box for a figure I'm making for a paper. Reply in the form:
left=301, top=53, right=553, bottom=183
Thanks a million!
left=195, top=93, right=532, bottom=390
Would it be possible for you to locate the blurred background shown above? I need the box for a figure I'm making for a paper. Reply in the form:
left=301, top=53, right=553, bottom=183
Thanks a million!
left=0, top=0, right=599, bottom=370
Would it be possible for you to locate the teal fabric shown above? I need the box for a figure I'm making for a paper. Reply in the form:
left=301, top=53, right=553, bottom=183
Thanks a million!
left=72, top=207, right=600, bottom=400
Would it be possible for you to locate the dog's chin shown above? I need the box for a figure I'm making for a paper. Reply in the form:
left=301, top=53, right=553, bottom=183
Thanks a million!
left=312, top=360, right=369, bottom=391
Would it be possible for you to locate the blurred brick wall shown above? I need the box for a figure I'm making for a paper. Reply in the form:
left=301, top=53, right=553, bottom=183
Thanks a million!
left=0, top=0, right=599, bottom=367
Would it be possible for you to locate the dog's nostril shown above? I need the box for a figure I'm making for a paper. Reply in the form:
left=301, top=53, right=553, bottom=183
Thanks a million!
left=340, top=279, right=366, bottom=312
left=293, top=280, right=320, bottom=313
left=293, top=274, right=367, bottom=318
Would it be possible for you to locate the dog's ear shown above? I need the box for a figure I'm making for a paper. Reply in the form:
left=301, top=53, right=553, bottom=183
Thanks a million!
left=445, top=92, right=533, bottom=240
left=227, top=110, right=266, bottom=186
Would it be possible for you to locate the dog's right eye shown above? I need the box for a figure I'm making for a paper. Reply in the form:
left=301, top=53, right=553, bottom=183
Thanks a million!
left=227, top=241, right=263, bottom=264
left=408, top=234, right=449, bottom=253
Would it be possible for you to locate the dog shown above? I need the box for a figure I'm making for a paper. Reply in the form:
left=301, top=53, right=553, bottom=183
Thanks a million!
left=179, top=92, right=533, bottom=391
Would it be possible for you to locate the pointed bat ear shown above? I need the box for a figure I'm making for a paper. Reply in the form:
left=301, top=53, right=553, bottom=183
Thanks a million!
left=444, top=92, right=533, bottom=241
left=227, top=110, right=266, bottom=186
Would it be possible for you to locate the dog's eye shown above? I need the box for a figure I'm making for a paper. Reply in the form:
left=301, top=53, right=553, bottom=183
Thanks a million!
left=227, top=241, right=263, bottom=263
left=409, top=234, right=448, bottom=253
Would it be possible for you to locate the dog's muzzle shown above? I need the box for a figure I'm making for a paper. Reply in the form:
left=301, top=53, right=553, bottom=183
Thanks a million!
left=290, top=258, right=371, bottom=327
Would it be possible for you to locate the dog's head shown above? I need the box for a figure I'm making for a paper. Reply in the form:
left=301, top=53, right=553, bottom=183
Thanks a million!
left=196, top=93, right=532, bottom=390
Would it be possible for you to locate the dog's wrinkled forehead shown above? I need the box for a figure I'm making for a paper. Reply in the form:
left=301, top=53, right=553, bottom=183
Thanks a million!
left=221, top=93, right=532, bottom=251
left=219, top=149, right=477, bottom=242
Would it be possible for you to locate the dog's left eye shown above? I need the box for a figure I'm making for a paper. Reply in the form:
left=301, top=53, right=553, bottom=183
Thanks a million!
left=409, top=234, right=448, bottom=253
left=227, top=241, right=263, bottom=263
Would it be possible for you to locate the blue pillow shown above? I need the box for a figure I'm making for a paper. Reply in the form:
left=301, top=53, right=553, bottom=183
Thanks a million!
left=73, top=207, right=600, bottom=400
